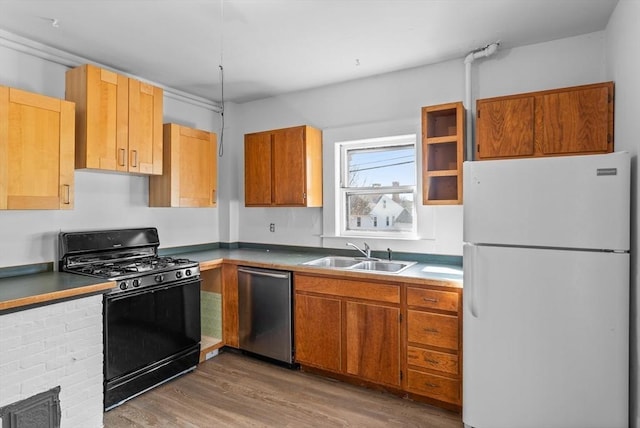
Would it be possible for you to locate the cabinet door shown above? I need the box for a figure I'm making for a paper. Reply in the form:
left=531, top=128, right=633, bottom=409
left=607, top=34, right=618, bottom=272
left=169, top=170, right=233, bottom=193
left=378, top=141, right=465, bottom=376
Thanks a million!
left=128, top=79, right=163, bottom=175
left=294, top=294, right=342, bottom=372
left=65, top=64, right=128, bottom=171
left=222, top=264, right=239, bottom=348
left=272, top=126, right=306, bottom=206
left=345, top=301, right=401, bottom=387
left=476, top=96, right=534, bottom=159
left=149, top=124, right=217, bottom=207
left=0, top=86, right=74, bottom=209
left=244, top=132, right=272, bottom=206
left=539, top=85, right=611, bottom=155
left=179, top=126, right=217, bottom=207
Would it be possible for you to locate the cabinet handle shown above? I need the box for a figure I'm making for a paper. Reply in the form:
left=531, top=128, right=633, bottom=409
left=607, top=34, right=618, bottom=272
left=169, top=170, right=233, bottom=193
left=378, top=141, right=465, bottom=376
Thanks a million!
left=118, top=148, right=126, bottom=166
left=423, top=297, right=439, bottom=303
left=63, top=184, right=70, bottom=204
left=425, top=383, right=439, bottom=388
left=424, top=328, right=439, bottom=334
left=212, top=189, right=216, bottom=201
left=425, top=358, right=440, bottom=365
left=131, top=150, right=138, bottom=167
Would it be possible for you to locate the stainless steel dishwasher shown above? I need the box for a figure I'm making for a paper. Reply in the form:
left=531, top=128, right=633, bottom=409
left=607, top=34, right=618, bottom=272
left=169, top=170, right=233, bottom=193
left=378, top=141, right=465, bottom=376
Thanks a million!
left=237, top=266, right=293, bottom=364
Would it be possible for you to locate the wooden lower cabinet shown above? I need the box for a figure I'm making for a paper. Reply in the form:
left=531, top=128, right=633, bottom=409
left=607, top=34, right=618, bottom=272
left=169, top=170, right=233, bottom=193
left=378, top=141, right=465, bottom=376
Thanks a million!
left=345, top=301, right=401, bottom=387
left=221, top=263, right=239, bottom=348
left=295, top=294, right=342, bottom=372
left=405, top=285, right=462, bottom=409
left=294, top=273, right=402, bottom=389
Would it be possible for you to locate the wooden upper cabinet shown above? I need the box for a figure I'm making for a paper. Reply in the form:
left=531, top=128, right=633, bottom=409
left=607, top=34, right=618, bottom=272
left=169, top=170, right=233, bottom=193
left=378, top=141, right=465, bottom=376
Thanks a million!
left=476, top=82, right=613, bottom=160
left=65, top=64, right=163, bottom=175
left=244, top=131, right=272, bottom=206
left=422, top=102, right=465, bottom=205
left=244, top=125, right=322, bottom=207
left=149, top=123, right=217, bottom=207
left=0, top=85, right=75, bottom=210
left=476, top=96, right=534, bottom=159
left=128, top=79, right=163, bottom=175
left=539, top=85, right=611, bottom=155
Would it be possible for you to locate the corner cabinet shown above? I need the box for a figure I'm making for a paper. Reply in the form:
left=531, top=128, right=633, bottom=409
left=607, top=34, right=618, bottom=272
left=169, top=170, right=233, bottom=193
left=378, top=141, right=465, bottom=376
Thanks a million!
left=421, top=102, right=464, bottom=205
left=0, top=85, right=75, bottom=210
left=476, top=82, right=613, bottom=160
left=65, top=64, right=163, bottom=175
left=294, top=273, right=402, bottom=388
left=149, top=123, right=217, bottom=207
left=244, top=125, right=322, bottom=207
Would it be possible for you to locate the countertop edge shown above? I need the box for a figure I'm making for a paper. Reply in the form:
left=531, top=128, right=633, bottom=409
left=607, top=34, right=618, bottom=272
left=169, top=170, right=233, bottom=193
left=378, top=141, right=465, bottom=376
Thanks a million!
left=0, top=280, right=114, bottom=313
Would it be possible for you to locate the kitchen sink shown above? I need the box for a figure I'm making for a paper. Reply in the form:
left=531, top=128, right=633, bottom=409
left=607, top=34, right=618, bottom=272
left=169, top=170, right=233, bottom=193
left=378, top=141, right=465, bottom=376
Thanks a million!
left=302, top=256, right=416, bottom=274
left=302, top=256, right=362, bottom=268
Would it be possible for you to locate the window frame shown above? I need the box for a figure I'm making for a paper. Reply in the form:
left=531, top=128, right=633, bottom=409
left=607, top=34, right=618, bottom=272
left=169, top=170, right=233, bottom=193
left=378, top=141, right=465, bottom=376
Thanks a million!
left=337, top=134, right=417, bottom=238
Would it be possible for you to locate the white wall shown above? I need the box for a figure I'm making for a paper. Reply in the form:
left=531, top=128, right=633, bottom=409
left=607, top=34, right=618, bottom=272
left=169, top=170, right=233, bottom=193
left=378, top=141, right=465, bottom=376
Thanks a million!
left=0, top=44, right=221, bottom=268
left=231, top=32, right=607, bottom=256
left=605, top=1, right=640, bottom=426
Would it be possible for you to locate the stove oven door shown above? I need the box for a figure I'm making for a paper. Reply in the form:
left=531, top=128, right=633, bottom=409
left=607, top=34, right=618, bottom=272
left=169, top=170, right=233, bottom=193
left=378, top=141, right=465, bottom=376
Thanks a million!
left=103, top=278, right=201, bottom=409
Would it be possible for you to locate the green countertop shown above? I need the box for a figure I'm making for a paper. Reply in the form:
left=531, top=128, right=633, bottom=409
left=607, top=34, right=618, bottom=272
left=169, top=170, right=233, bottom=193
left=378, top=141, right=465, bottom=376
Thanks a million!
left=0, top=272, right=114, bottom=314
left=172, top=248, right=463, bottom=286
left=0, top=247, right=462, bottom=314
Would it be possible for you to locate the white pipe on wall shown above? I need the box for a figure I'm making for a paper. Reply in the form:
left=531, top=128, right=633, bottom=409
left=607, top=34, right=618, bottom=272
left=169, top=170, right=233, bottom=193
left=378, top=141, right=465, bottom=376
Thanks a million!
left=464, top=43, right=499, bottom=160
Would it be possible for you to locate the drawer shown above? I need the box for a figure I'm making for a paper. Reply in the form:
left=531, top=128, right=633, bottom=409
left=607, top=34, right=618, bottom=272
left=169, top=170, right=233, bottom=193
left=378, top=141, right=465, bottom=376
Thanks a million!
left=407, top=310, right=458, bottom=350
left=407, top=346, right=459, bottom=375
left=407, top=287, right=458, bottom=312
left=406, top=369, right=460, bottom=405
left=295, top=274, right=400, bottom=304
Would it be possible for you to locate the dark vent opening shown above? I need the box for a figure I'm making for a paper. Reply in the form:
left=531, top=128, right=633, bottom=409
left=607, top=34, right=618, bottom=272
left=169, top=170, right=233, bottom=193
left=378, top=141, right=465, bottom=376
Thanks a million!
left=0, top=386, right=61, bottom=428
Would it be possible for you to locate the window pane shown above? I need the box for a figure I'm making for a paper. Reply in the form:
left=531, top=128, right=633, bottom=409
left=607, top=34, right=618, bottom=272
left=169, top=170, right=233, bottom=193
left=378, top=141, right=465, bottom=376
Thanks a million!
left=347, top=145, right=415, bottom=187
left=346, top=192, right=414, bottom=232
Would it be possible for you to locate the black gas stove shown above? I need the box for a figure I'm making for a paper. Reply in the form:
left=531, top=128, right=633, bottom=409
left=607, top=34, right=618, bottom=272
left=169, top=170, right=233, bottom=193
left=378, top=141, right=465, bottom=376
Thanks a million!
left=58, top=227, right=201, bottom=410
left=59, top=228, right=200, bottom=294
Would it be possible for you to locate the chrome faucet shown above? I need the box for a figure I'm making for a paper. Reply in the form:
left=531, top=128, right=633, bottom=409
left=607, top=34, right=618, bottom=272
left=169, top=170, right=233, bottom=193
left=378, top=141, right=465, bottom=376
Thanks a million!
left=347, top=242, right=371, bottom=258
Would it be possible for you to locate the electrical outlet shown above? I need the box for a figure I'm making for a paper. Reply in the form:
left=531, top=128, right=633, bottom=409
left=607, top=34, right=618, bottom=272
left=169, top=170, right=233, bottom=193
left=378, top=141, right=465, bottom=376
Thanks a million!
left=269, top=223, right=275, bottom=232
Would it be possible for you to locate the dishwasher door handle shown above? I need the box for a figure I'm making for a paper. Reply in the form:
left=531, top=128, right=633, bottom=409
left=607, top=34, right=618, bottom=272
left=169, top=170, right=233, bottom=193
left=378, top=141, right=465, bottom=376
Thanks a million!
left=237, top=267, right=290, bottom=279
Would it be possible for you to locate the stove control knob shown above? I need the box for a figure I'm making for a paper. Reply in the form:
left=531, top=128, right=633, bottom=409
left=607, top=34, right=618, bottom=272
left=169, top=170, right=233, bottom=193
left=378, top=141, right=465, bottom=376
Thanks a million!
left=185, top=269, right=192, bottom=277
left=155, top=274, right=164, bottom=283
left=119, top=282, right=128, bottom=290
left=132, top=279, right=140, bottom=287
left=176, top=271, right=183, bottom=279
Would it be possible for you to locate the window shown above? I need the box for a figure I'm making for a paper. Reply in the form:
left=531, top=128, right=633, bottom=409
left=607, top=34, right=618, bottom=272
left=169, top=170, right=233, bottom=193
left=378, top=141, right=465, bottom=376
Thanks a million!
left=338, top=134, right=416, bottom=237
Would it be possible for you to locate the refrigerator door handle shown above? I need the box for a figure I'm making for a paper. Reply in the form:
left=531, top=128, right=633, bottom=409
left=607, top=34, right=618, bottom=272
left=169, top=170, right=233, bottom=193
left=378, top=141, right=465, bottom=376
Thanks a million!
left=464, top=243, right=479, bottom=318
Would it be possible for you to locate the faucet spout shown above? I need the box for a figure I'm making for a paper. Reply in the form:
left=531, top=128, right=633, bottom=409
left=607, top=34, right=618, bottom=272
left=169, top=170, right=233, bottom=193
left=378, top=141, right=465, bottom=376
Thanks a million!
left=346, top=242, right=371, bottom=258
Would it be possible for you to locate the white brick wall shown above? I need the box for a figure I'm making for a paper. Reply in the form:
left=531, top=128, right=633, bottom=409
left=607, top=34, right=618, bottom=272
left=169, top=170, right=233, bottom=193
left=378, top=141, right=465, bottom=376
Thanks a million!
left=0, top=295, right=104, bottom=428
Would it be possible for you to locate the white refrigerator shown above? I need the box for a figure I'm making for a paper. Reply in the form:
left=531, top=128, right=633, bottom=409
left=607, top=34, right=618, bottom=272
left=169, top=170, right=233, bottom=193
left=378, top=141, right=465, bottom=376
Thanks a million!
left=462, top=152, right=630, bottom=428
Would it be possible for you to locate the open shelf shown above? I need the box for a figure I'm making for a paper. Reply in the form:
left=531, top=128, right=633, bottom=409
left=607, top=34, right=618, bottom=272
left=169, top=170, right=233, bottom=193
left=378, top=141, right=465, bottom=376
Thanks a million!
left=422, top=102, right=464, bottom=205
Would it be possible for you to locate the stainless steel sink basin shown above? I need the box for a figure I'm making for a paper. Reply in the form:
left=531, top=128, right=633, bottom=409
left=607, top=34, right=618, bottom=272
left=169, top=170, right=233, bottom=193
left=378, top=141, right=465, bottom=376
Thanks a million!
left=302, top=256, right=416, bottom=274
left=303, top=256, right=362, bottom=268
left=351, top=260, right=414, bottom=273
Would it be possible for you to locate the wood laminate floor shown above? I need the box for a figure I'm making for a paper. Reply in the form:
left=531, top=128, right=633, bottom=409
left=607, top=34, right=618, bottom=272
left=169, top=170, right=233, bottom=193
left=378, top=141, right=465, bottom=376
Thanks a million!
left=104, top=351, right=463, bottom=428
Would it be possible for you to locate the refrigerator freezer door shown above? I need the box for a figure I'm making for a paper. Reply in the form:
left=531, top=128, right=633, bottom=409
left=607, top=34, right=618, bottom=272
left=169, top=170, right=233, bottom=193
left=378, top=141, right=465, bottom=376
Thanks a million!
left=463, top=152, right=630, bottom=251
left=462, top=244, right=629, bottom=428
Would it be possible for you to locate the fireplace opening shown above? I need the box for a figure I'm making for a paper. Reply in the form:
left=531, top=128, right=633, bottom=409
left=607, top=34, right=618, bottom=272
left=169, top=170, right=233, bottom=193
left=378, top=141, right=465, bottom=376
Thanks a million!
left=0, top=386, right=61, bottom=428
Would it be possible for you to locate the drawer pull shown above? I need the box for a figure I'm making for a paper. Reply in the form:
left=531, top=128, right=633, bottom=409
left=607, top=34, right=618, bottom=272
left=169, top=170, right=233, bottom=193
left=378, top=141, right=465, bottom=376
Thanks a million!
left=425, top=358, right=439, bottom=365
left=423, top=297, right=439, bottom=302
left=425, top=383, right=439, bottom=388
left=424, top=328, right=439, bottom=333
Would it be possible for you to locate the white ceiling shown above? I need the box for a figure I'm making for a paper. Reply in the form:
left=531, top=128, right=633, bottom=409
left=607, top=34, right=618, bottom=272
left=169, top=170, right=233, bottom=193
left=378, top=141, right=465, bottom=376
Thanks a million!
left=0, top=0, right=618, bottom=104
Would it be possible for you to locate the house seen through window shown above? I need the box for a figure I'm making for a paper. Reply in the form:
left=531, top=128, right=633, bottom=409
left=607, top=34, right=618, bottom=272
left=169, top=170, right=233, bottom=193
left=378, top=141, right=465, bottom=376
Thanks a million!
left=338, top=134, right=416, bottom=236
